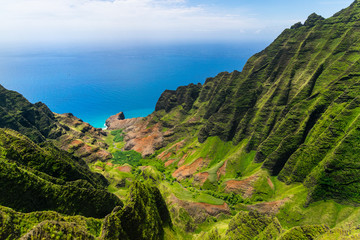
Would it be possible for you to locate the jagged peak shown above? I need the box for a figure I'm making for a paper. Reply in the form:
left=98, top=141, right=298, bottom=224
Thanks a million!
left=290, top=22, right=303, bottom=29
left=289, top=1, right=360, bottom=30
left=329, top=0, right=360, bottom=21
left=304, top=13, right=324, bottom=27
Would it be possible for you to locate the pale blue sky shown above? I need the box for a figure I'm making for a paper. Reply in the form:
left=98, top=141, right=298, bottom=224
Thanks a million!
left=0, top=0, right=354, bottom=48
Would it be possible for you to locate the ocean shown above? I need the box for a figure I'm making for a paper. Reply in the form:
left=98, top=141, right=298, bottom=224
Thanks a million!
left=0, top=43, right=267, bottom=128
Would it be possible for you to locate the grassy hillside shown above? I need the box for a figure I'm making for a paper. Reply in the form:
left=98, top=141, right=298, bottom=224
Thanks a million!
left=2, top=1, right=360, bottom=239
left=152, top=0, right=360, bottom=206
left=0, top=128, right=121, bottom=218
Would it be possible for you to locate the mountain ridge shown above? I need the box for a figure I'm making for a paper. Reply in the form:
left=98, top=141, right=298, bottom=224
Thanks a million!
left=2, top=1, right=360, bottom=239
left=141, top=0, right=360, bottom=207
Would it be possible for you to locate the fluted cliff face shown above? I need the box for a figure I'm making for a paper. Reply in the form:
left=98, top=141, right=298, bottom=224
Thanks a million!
left=152, top=0, right=360, bottom=205
left=2, top=1, right=360, bottom=239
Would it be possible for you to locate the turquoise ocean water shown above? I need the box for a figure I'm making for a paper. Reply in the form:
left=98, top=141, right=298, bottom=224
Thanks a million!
left=0, top=43, right=266, bottom=128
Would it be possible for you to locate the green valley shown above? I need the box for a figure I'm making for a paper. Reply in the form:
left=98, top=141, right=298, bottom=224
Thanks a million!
left=2, top=1, right=360, bottom=239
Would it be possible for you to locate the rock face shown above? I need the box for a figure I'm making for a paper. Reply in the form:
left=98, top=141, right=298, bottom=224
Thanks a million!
left=117, top=112, right=125, bottom=120
left=105, top=111, right=126, bottom=128
left=106, top=113, right=164, bottom=157
left=106, top=113, right=144, bottom=130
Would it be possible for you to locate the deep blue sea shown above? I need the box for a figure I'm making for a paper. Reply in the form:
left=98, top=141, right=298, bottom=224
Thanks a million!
left=0, top=43, right=267, bottom=128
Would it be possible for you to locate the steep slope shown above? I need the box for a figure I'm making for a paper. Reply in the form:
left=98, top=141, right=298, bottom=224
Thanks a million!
left=102, top=181, right=172, bottom=240
left=0, top=84, right=62, bottom=143
left=0, top=87, right=173, bottom=239
left=0, top=128, right=122, bottom=218
left=0, top=181, right=172, bottom=239
left=130, top=0, right=360, bottom=205
left=0, top=84, right=111, bottom=162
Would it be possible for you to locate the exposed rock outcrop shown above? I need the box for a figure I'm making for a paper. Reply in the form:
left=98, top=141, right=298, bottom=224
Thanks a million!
left=105, top=112, right=135, bottom=130
left=247, top=198, right=289, bottom=215
left=172, top=158, right=210, bottom=181
left=105, top=113, right=164, bottom=157
left=169, top=195, right=230, bottom=223
left=224, top=174, right=260, bottom=198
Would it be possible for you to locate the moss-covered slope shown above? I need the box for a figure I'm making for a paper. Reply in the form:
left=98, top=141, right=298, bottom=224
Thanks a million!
left=0, top=128, right=122, bottom=218
left=102, top=181, right=172, bottom=240
left=152, top=0, right=360, bottom=205
left=0, top=181, right=171, bottom=240
left=0, top=85, right=62, bottom=143
left=0, top=84, right=112, bottom=163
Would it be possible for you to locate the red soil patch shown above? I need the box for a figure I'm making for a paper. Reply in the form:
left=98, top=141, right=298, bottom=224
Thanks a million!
left=217, top=160, right=228, bottom=180
left=158, top=152, right=172, bottom=161
left=267, top=177, right=274, bottom=190
left=106, top=114, right=165, bottom=157
left=188, top=116, right=201, bottom=123
left=95, top=165, right=104, bottom=171
left=94, top=149, right=112, bottom=160
left=124, top=122, right=164, bottom=157
left=173, top=140, right=186, bottom=152
left=177, top=153, right=187, bottom=167
left=81, top=144, right=93, bottom=153
left=224, top=174, right=260, bottom=198
left=117, top=165, right=132, bottom=173
left=106, top=162, right=113, bottom=167
left=169, top=195, right=230, bottom=222
left=70, top=139, right=84, bottom=148
left=172, top=158, right=210, bottom=181
left=132, top=127, right=163, bottom=156
left=157, top=140, right=186, bottom=161
left=177, top=149, right=196, bottom=167
left=165, top=159, right=176, bottom=167
left=194, top=172, right=209, bottom=185
left=248, top=198, right=289, bottom=215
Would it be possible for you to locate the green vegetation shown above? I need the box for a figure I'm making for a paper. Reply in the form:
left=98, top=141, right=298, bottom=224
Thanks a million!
left=226, top=211, right=282, bottom=239
left=112, top=150, right=143, bottom=166
left=0, top=205, right=102, bottom=240
left=111, top=129, right=125, bottom=142
left=102, top=181, right=172, bottom=240
left=0, top=85, right=62, bottom=143
left=0, top=181, right=172, bottom=240
left=0, top=128, right=122, bottom=218
left=3, top=1, right=360, bottom=239
left=0, top=128, right=108, bottom=189
left=153, top=0, right=360, bottom=206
